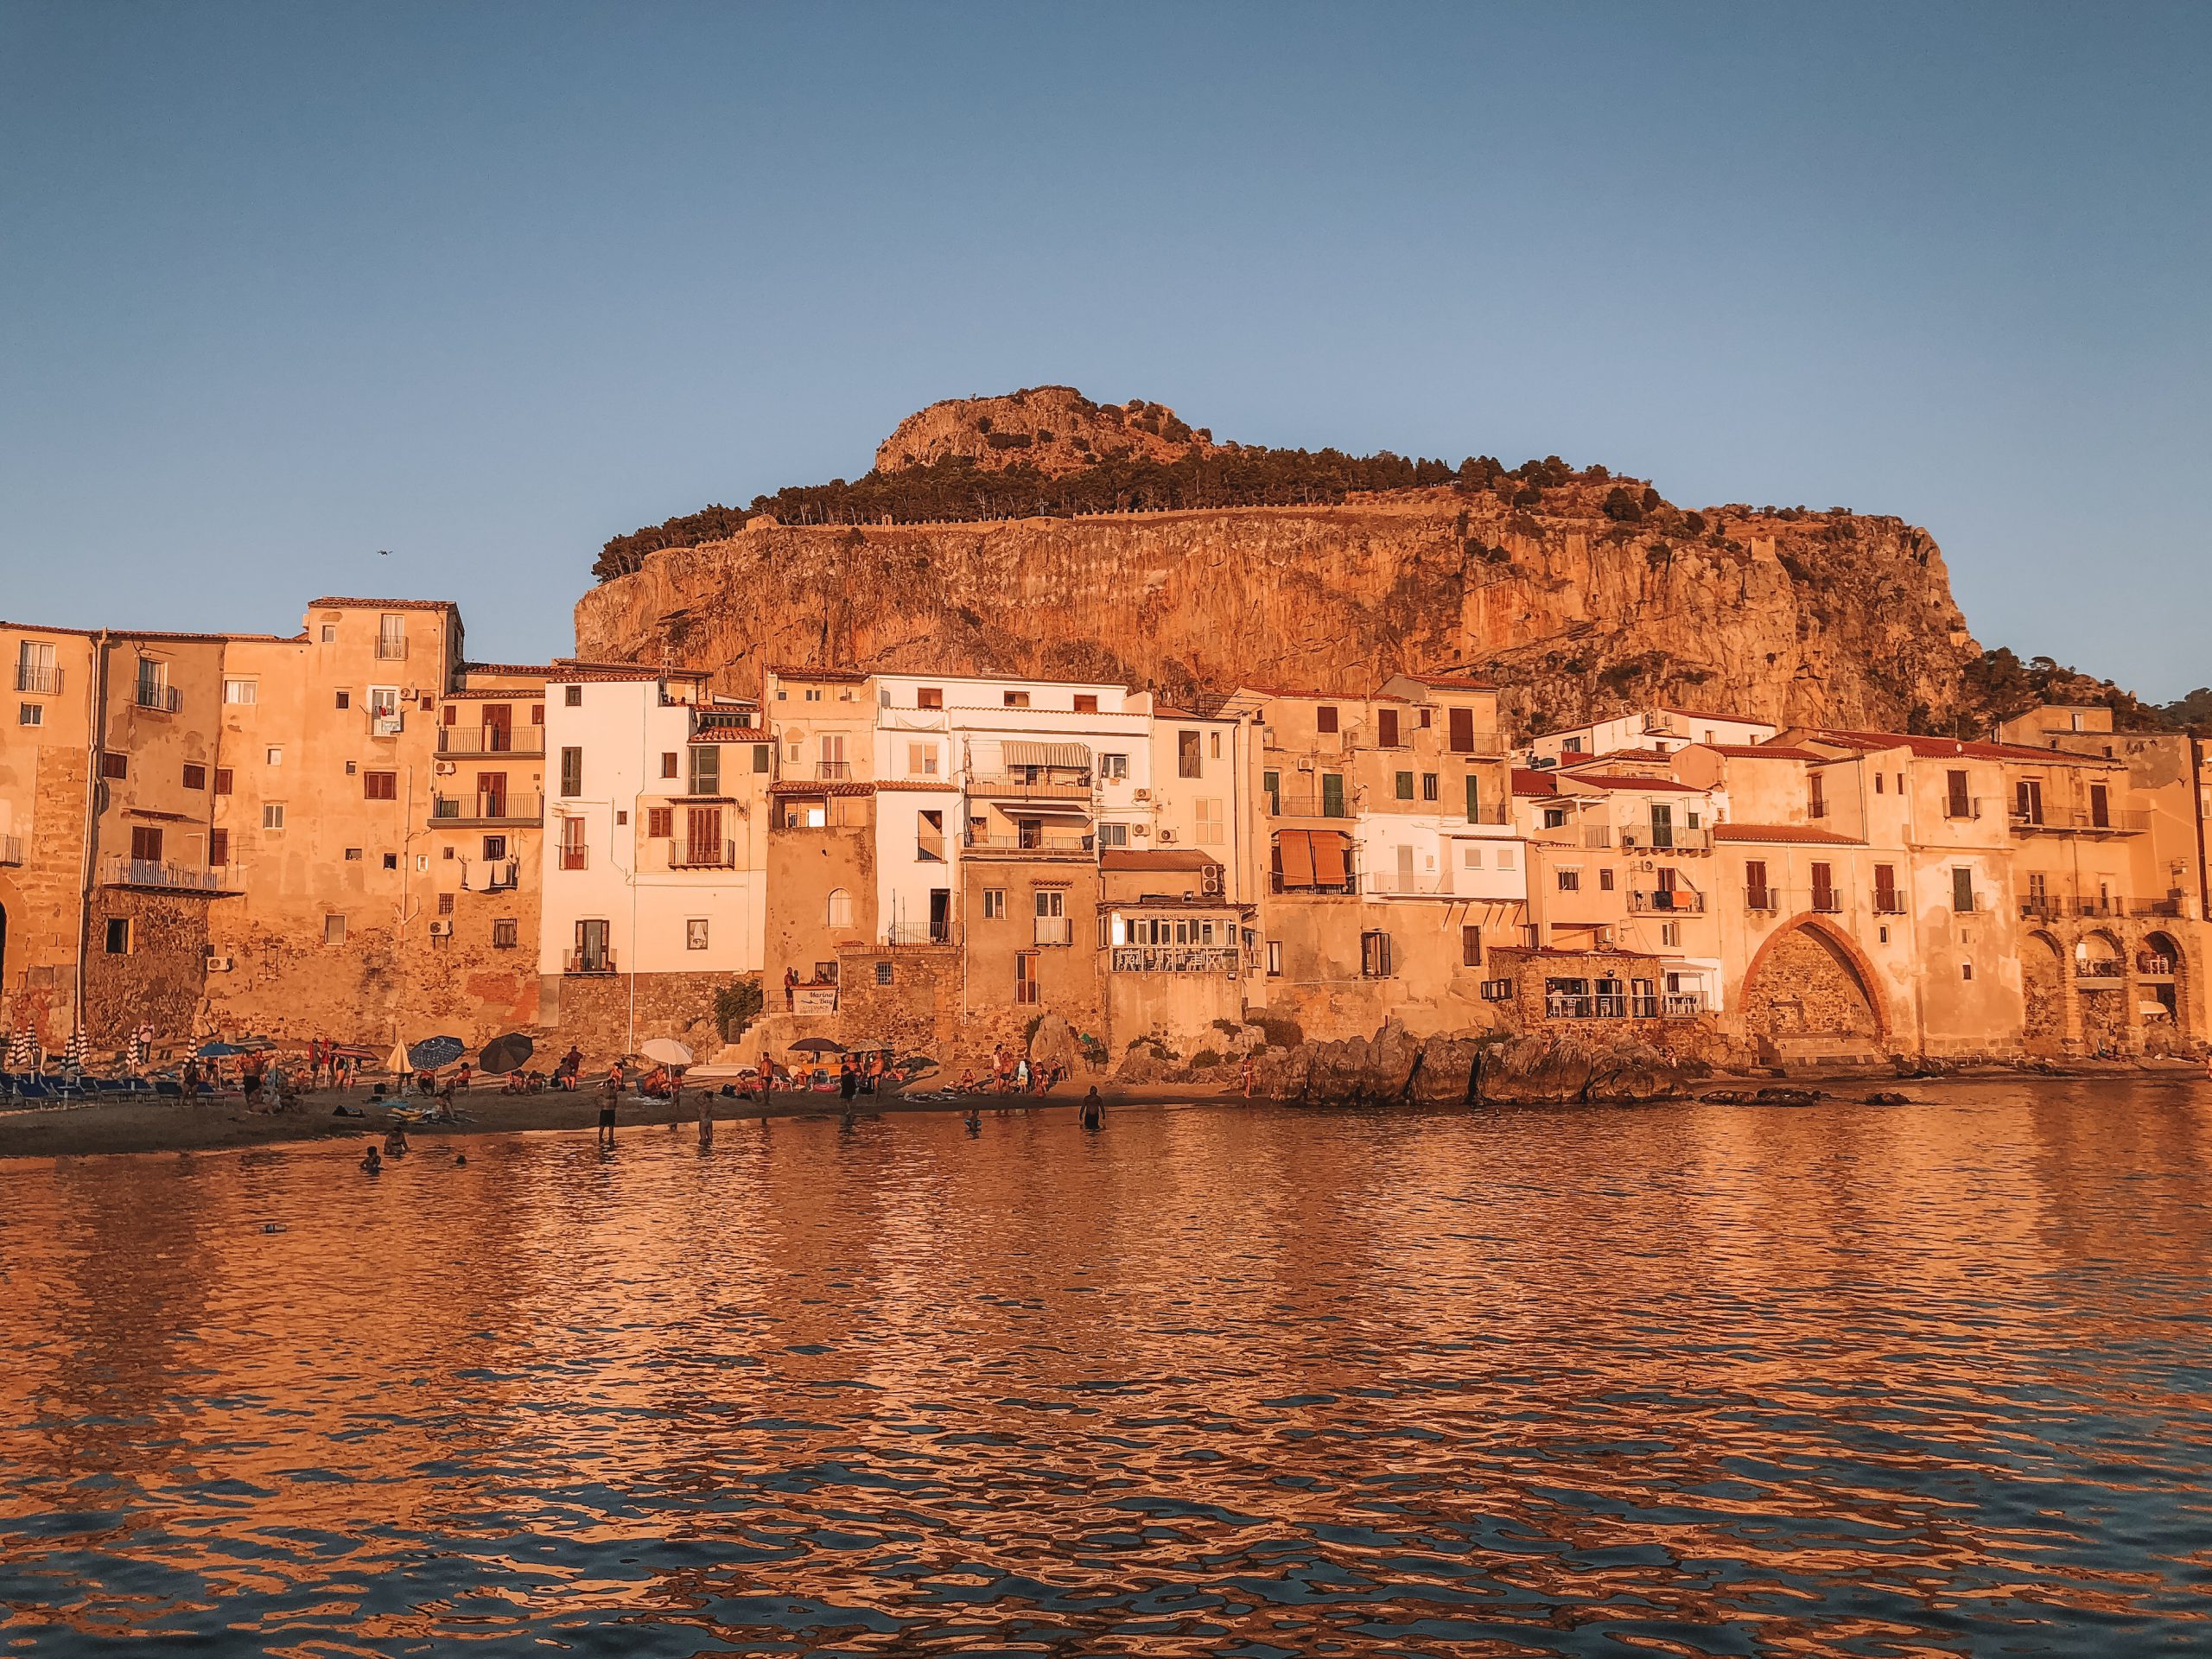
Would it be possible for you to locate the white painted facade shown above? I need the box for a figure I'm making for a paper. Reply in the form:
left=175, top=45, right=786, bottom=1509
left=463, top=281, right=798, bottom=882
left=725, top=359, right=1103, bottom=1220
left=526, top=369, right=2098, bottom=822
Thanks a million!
left=1529, top=707, right=1777, bottom=765
left=538, top=672, right=770, bottom=984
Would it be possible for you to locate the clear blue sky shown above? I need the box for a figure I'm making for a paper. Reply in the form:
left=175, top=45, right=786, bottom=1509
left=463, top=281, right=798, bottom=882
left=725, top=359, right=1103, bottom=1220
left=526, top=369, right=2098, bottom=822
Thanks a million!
left=3, top=3, right=2207, bottom=697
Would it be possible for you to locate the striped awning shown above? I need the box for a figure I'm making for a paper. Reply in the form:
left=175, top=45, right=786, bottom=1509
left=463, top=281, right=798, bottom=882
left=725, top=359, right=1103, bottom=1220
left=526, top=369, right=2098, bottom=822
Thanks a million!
left=1002, top=741, right=1090, bottom=769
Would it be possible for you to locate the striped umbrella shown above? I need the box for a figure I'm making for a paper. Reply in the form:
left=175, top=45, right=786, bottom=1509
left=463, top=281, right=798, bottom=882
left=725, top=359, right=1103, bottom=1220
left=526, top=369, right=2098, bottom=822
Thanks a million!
left=60, top=1028, right=87, bottom=1071
left=3, top=1027, right=31, bottom=1071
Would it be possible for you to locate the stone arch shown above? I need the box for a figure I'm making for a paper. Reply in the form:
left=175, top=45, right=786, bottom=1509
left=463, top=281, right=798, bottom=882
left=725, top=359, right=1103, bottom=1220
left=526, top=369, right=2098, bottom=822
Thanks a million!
left=2021, top=929, right=2068, bottom=1058
left=1739, top=915, right=1891, bottom=1048
left=2075, top=927, right=2128, bottom=1054
left=2140, top=929, right=2190, bottom=1049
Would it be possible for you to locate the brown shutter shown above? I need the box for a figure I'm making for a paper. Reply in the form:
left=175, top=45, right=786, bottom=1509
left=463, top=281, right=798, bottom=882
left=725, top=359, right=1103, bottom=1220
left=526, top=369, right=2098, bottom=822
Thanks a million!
left=1448, top=708, right=1474, bottom=753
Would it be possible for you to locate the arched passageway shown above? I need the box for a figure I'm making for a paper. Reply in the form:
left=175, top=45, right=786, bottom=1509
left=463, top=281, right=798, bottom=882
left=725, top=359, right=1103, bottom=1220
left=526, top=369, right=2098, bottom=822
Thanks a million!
left=1741, top=920, right=1885, bottom=1047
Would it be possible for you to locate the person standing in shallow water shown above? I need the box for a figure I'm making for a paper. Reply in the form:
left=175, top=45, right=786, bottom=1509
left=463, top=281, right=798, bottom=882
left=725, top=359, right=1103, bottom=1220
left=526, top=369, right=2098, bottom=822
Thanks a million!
left=1080, top=1086, right=1103, bottom=1130
left=598, top=1061, right=622, bottom=1147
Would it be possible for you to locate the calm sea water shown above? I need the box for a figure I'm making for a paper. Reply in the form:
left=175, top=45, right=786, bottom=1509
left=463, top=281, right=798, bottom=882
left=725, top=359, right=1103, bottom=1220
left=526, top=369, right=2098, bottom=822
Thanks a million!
left=0, top=1084, right=2207, bottom=1656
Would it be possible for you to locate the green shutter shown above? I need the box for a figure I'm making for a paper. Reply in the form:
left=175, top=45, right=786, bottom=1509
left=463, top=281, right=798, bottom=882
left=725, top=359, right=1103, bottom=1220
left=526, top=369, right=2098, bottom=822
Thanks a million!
left=1321, top=773, right=1345, bottom=817
left=1464, top=773, right=1479, bottom=822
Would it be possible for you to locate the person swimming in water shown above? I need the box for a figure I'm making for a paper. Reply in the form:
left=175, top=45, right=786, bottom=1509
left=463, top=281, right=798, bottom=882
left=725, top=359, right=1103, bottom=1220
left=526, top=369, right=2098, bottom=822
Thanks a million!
left=384, top=1125, right=409, bottom=1156
left=1079, top=1086, right=1103, bottom=1130
left=360, top=1145, right=382, bottom=1174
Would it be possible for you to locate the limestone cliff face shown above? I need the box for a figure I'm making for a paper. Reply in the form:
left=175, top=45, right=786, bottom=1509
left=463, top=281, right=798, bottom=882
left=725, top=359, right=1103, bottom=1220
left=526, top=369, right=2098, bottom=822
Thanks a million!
left=574, top=480, right=1981, bottom=736
left=874, top=385, right=1215, bottom=478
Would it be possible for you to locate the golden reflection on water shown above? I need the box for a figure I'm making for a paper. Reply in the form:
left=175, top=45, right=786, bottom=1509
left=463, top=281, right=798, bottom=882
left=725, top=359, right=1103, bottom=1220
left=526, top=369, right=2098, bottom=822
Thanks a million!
left=0, top=1084, right=2208, bottom=1656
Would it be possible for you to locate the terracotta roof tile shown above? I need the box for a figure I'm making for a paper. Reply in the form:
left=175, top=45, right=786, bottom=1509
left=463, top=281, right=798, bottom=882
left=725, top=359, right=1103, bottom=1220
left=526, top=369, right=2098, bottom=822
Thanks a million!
left=1102, top=849, right=1218, bottom=872
left=1712, top=823, right=1868, bottom=845
left=308, top=596, right=457, bottom=613
left=1571, top=773, right=1704, bottom=792
left=1512, top=767, right=1560, bottom=797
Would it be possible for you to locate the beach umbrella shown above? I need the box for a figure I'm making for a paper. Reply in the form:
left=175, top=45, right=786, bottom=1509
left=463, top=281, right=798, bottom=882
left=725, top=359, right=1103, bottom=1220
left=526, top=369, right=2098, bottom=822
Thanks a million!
left=639, top=1037, right=694, bottom=1068
left=479, top=1033, right=534, bottom=1075
left=333, top=1043, right=382, bottom=1061
left=60, top=1029, right=86, bottom=1070
left=408, top=1034, right=465, bottom=1070
left=5, top=1027, right=31, bottom=1071
left=385, top=1039, right=410, bottom=1076
left=197, top=1039, right=246, bottom=1058
left=788, top=1038, right=846, bottom=1056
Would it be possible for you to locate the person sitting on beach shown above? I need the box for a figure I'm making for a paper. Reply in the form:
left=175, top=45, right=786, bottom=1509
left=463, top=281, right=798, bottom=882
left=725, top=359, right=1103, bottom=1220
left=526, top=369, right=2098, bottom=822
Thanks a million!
left=957, top=1069, right=977, bottom=1093
left=502, top=1070, right=529, bottom=1095
left=453, top=1060, right=472, bottom=1096
left=182, top=1058, right=203, bottom=1100
left=557, top=1046, right=583, bottom=1090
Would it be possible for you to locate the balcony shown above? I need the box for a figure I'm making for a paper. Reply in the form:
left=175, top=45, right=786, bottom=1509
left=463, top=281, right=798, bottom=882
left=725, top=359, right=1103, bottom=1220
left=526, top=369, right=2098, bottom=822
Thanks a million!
left=478, top=859, right=521, bottom=893
left=370, top=713, right=405, bottom=738
left=1112, top=944, right=1240, bottom=976
left=969, top=774, right=1093, bottom=803
left=437, top=728, right=546, bottom=757
left=671, top=840, right=738, bottom=869
left=1445, top=731, right=1509, bottom=757
left=559, top=844, right=588, bottom=871
left=1873, top=893, right=1907, bottom=914
left=100, top=855, right=244, bottom=895
left=1267, top=791, right=1351, bottom=819
left=1033, top=915, right=1073, bottom=946
left=431, top=791, right=543, bottom=826
left=15, top=664, right=60, bottom=695
left=376, top=638, right=408, bottom=663
left=565, top=949, right=617, bottom=976
left=2075, top=959, right=2125, bottom=986
left=1745, top=887, right=1780, bottom=912
left=815, top=760, right=853, bottom=781
left=692, top=709, right=761, bottom=739
left=1628, top=890, right=1706, bottom=914
left=1809, top=891, right=1843, bottom=914
left=1943, top=798, right=1986, bottom=822
left=1620, top=826, right=1713, bottom=853
left=2010, top=807, right=2148, bottom=836
left=964, top=830, right=1093, bottom=857
left=134, top=683, right=181, bottom=714
left=2018, top=895, right=2168, bottom=921
left=1659, top=992, right=1706, bottom=1018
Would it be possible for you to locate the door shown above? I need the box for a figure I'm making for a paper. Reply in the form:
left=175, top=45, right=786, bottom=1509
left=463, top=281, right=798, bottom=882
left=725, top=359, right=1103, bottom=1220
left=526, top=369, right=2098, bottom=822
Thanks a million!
left=1448, top=708, right=1474, bottom=753
left=482, top=703, right=512, bottom=753
left=1649, top=804, right=1674, bottom=849
left=929, top=889, right=950, bottom=944
left=476, top=772, right=506, bottom=817
left=685, top=805, right=722, bottom=866
left=1811, top=861, right=1836, bottom=912
left=1014, top=951, right=1039, bottom=1004
left=1395, top=844, right=1416, bottom=894
left=1656, top=866, right=1678, bottom=909
left=2089, top=783, right=2110, bottom=829
left=1321, top=772, right=1345, bottom=817
left=2016, top=779, right=2044, bottom=824
left=575, top=918, right=609, bottom=972
left=819, top=734, right=846, bottom=779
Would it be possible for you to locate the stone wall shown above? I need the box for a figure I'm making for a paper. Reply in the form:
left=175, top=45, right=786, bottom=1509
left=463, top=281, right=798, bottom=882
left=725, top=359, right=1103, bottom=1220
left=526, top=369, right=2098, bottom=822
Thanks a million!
left=1740, top=926, right=1881, bottom=1041
left=83, top=890, right=209, bottom=1046
left=542, top=969, right=735, bottom=1063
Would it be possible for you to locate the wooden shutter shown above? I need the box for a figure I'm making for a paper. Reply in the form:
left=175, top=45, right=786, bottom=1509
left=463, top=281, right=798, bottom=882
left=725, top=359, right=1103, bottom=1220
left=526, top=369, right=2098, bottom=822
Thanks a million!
left=1448, top=708, right=1474, bottom=753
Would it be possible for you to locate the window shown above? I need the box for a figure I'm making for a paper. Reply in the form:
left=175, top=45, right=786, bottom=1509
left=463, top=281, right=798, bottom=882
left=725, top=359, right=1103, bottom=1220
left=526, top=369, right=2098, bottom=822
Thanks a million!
left=1874, top=863, right=1899, bottom=912
left=1195, top=799, right=1224, bottom=844
left=1599, top=868, right=1615, bottom=891
left=1809, top=772, right=1826, bottom=818
left=559, top=817, right=586, bottom=869
left=1543, top=807, right=1567, bottom=830
left=213, top=767, right=232, bottom=795
left=647, top=807, right=672, bottom=838
left=1395, top=772, right=1414, bottom=801
left=182, top=763, right=206, bottom=790
left=223, top=677, right=257, bottom=704
left=1462, top=844, right=1483, bottom=868
left=803, top=687, right=821, bottom=702
left=1321, top=772, right=1345, bottom=817
left=265, top=747, right=283, bottom=766
left=2089, top=783, right=2111, bottom=829
left=918, top=687, right=943, bottom=709
left=130, top=825, right=164, bottom=862
left=1461, top=925, right=1481, bottom=968
left=560, top=747, right=582, bottom=797
left=1745, top=859, right=1770, bottom=906
left=493, top=918, right=518, bottom=949
left=482, top=835, right=506, bottom=861
left=99, top=751, right=128, bottom=779
left=753, top=743, right=769, bottom=773
left=826, top=887, right=853, bottom=928
left=1562, top=736, right=1584, bottom=754
left=1448, top=708, right=1476, bottom=753
left=1874, top=772, right=1885, bottom=795
left=437, top=893, right=455, bottom=917
left=1496, top=848, right=1516, bottom=870
left=1360, top=930, right=1393, bottom=977
left=918, top=810, right=945, bottom=862
left=689, top=745, right=720, bottom=796
left=564, top=685, right=582, bottom=707
left=1557, top=868, right=1580, bottom=892
left=324, top=914, right=346, bottom=945
left=1097, top=822, right=1128, bottom=848
left=1074, top=694, right=1099, bottom=714
left=531, top=704, right=544, bottom=726
left=1811, top=861, right=1837, bottom=912
left=1267, top=940, right=1283, bottom=976
left=661, top=752, right=679, bottom=779
left=1946, top=769, right=1972, bottom=819
left=1952, top=867, right=1976, bottom=912
left=382, top=853, right=397, bottom=870
left=1210, top=731, right=1222, bottom=760
left=1465, top=774, right=1480, bottom=822
left=1378, top=708, right=1400, bottom=747
left=687, top=918, right=709, bottom=951
left=376, top=614, right=405, bottom=660
left=210, top=830, right=229, bottom=866
left=1178, top=731, right=1202, bottom=778
left=875, top=960, right=893, bottom=985
left=1014, top=951, right=1039, bottom=1004
left=105, top=918, right=130, bottom=954
left=16, top=703, right=39, bottom=727
left=909, top=741, right=938, bottom=777
left=363, top=771, right=397, bottom=801
left=263, top=804, right=285, bottom=830
left=319, top=624, right=336, bottom=643
left=123, top=660, right=161, bottom=711
left=1003, top=690, right=1030, bottom=709
left=1661, top=922, right=1680, bottom=947
left=345, top=847, right=364, bottom=861
left=1034, top=889, right=1065, bottom=918
left=1422, top=773, right=1439, bottom=802
left=1103, top=753, right=1130, bottom=782
left=983, top=889, right=1006, bottom=919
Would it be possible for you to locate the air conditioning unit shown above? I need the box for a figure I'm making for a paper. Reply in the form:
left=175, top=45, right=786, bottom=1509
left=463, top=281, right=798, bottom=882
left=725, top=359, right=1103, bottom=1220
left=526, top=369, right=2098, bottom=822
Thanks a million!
left=1132, top=788, right=1152, bottom=802
left=435, top=760, right=455, bottom=776
left=428, top=919, right=454, bottom=938
left=1132, top=823, right=1151, bottom=836
left=1199, top=864, right=1224, bottom=895
left=402, top=686, right=418, bottom=701
left=1159, top=829, right=1178, bottom=842
left=207, top=956, right=234, bottom=973
left=1296, top=759, right=1315, bottom=772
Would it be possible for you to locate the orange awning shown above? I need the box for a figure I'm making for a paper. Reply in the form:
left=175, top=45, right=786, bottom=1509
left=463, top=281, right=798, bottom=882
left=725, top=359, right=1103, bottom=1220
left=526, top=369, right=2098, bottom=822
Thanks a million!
left=1312, top=832, right=1349, bottom=887
left=1278, top=830, right=1316, bottom=887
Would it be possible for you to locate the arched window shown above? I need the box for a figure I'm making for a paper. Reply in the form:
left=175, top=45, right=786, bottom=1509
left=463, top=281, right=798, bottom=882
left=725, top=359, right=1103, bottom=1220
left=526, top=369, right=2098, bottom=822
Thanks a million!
left=825, top=887, right=853, bottom=929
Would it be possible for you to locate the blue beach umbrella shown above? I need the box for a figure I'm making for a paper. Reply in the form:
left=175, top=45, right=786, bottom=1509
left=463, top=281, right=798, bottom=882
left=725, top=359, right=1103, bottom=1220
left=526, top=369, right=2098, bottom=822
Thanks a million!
left=407, top=1035, right=465, bottom=1071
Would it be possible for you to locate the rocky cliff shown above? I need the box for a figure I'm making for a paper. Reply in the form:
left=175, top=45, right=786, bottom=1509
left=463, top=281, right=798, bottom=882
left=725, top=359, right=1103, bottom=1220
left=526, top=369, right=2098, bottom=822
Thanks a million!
left=576, top=448, right=1983, bottom=735
left=875, top=386, right=1215, bottom=477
